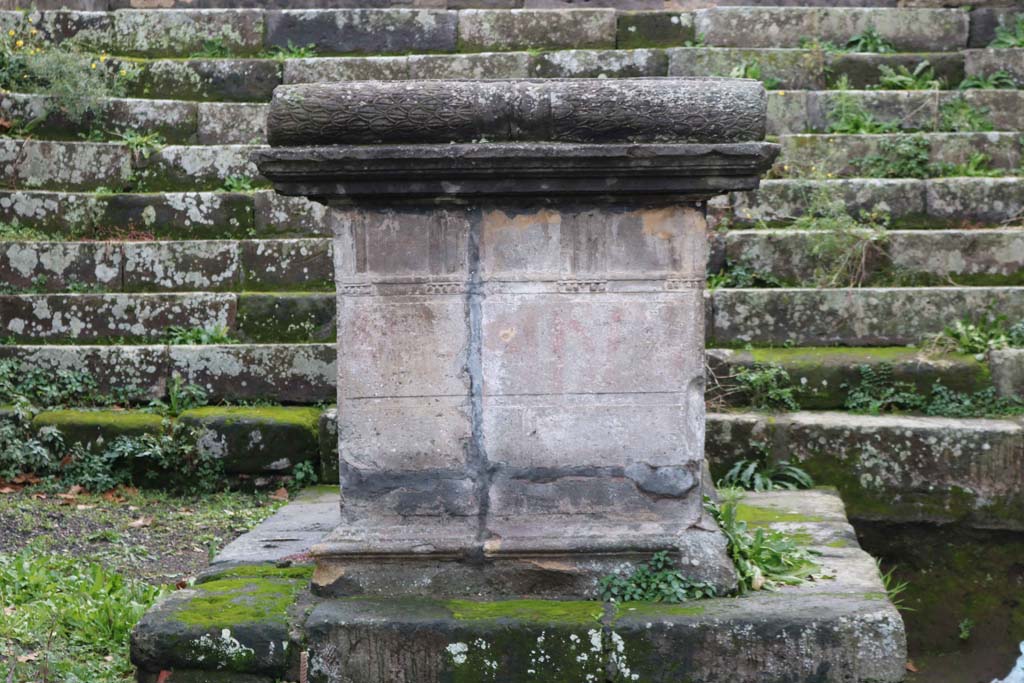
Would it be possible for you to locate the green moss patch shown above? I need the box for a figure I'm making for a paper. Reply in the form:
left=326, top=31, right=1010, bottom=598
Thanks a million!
left=31, top=409, right=165, bottom=447
left=201, top=563, right=314, bottom=584
left=179, top=406, right=320, bottom=432
left=735, top=503, right=824, bottom=525
left=446, top=599, right=604, bottom=625
left=175, top=576, right=306, bottom=628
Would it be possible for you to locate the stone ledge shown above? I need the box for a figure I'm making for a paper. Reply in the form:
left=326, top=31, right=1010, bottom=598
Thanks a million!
left=130, top=488, right=906, bottom=683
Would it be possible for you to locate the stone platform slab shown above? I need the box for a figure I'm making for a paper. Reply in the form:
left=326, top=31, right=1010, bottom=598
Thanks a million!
left=131, top=488, right=907, bottom=683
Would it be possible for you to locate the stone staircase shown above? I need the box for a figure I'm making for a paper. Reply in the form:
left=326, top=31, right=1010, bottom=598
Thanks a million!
left=1, top=1, right=1022, bottom=534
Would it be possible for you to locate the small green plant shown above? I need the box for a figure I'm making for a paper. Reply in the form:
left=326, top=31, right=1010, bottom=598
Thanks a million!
left=720, top=442, right=814, bottom=492
left=857, top=134, right=931, bottom=179
left=263, top=40, right=318, bottom=60
left=799, top=37, right=842, bottom=52
left=872, top=61, right=943, bottom=90
left=843, top=363, right=925, bottom=414
left=683, top=33, right=706, bottom=47
left=148, top=375, right=208, bottom=417
left=0, top=220, right=48, bottom=241
left=930, top=152, right=1005, bottom=178
left=940, top=314, right=1013, bottom=355
left=706, top=489, right=823, bottom=594
left=194, top=37, right=233, bottom=58
left=114, top=130, right=165, bottom=159
left=165, top=324, right=238, bottom=345
left=958, top=617, right=975, bottom=641
left=707, top=264, right=785, bottom=290
left=959, top=70, right=1018, bottom=90
left=845, top=26, right=895, bottom=53
left=110, top=425, right=223, bottom=494
left=990, top=17, right=1024, bottom=48
left=877, top=559, right=913, bottom=613
left=222, top=175, right=255, bottom=192
left=729, top=60, right=781, bottom=90
left=827, top=77, right=899, bottom=134
left=290, top=460, right=319, bottom=491
left=599, top=551, right=718, bottom=603
left=939, top=98, right=994, bottom=132
left=732, top=363, right=801, bottom=411
left=924, top=384, right=1024, bottom=418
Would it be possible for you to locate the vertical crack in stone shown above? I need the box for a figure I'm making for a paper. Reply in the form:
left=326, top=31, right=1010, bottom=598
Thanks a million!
left=466, top=210, right=492, bottom=547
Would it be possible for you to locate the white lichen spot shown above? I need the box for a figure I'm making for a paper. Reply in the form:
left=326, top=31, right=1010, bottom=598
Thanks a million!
left=446, top=642, right=469, bottom=666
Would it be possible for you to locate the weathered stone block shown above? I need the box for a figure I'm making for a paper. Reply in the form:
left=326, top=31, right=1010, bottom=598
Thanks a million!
left=179, top=406, right=321, bottom=475
left=530, top=48, right=667, bottom=78
left=127, top=58, right=282, bottom=102
left=253, top=192, right=331, bottom=237
left=197, top=102, right=267, bottom=145
left=410, top=51, right=531, bottom=79
left=32, top=409, right=165, bottom=450
left=957, top=90, right=1024, bottom=131
left=826, top=51, right=965, bottom=89
left=240, top=238, right=333, bottom=290
left=617, top=11, right=695, bottom=49
left=766, top=89, right=810, bottom=136
left=99, top=191, right=256, bottom=240
left=284, top=56, right=411, bottom=83
left=104, top=9, right=264, bottom=57
left=991, top=349, right=1024, bottom=399
left=235, top=293, right=335, bottom=343
left=710, top=287, right=1024, bottom=347
left=668, top=47, right=825, bottom=90
left=457, top=9, right=616, bottom=51
left=123, top=240, right=240, bottom=292
left=926, top=177, right=1024, bottom=226
left=1, top=293, right=235, bottom=342
left=169, top=344, right=336, bottom=403
left=0, top=241, right=121, bottom=292
left=0, top=139, right=132, bottom=191
left=265, top=9, right=458, bottom=55
left=139, top=144, right=263, bottom=192
left=0, top=345, right=168, bottom=399
left=808, top=90, right=941, bottom=133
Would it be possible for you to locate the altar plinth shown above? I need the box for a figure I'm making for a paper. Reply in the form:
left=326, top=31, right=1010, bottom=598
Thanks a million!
left=255, top=78, right=778, bottom=598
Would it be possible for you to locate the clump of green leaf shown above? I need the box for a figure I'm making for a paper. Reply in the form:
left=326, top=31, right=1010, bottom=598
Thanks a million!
left=193, top=37, right=232, bottom=58
left=262, top=40, right=318, bottom=60
left=222, top=175, right=255, bottom=192
left=845, top=26, right=895, bottom=53
left=857, top=134, right=931, bottom=179
left=937, top=314, right=1017, bottom=355
left=872, top=61, right=943, bottom=90
left=113, top=130, right=165, bottom=159
left=842, top=363, right=926, bottom=415
left=924, top=384, right=1024, bottom=418
left=930, top=152, right=1005, bottom=178
left=290, top=460, right=319, bottom=492
left=707, top=264, right=785, bottom=290
left=939, top=98, right=994, bottom=132
left=732, top=363, right=801, bottom=411
left=599, top=551, right=718, bottom=603
left=720, top=442, right=813, bottom=492
left=0, top=220, right=49, bottom=241
left=877, top=559, right=913, bottom=613
left=148, top=375, right=208, bottom=417
left=0, top=546, right=167, bottom=683
left=108, top=425, right=223, bottom=494
left=827, top=77, right=899, bottom=134
left=990, top=17, right=1024, bottom=48
left=165, top=324, right=238, bottom=345
left=706, top=489, right=823, bottom=594
left=729, top=60, right=781, bottom=90
left=959, top=70, right=1017, bottom=90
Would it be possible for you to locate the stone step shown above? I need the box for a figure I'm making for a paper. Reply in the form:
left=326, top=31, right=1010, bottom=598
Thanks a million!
left=772, top=132, right=1024, bottom=179
left=714, top=228, right=1024, bottom=286
left=0, top=7, right=971, bottom=58
left=0, top=0, right=1007, bottom=9
left=0, top=238, right=332, bottom=293
left=965, top=47, right=1024, bottom=85
left=723, top=177, right=1024, bottom=228
left=3, top=227, right=1020, bottom=295
left=708, top=411, right=1024, bottom=530
left=4, top=286, right=1021, bottom=345
left=6, top=89, right=1024, bottom=147
left=0, top=343, right=334, bottom=402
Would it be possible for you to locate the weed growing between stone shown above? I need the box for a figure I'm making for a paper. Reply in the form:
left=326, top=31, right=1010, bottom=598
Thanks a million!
left=939, top=99, right=995, bottom=133
left=877, top=558, right=912, bottom=613
left=935, top=314, right=1024, bottom=356
left=729, top=60, right=781, bottom=90
left=844, top=26, right=895, bottom=53
left=720, top=442, right=814, bottom=492
left=827, top=78, right=899, bottom=134
left=598, top=551, right=719, bottom=603
left=0, top=221, right=49, bottom=241
left=959, top=70, right=1018, bottom=90
left=164, top=324, right=239, bottom=346
left=731, top=363, right=802, bottom=411
left=872, top=61, right=943, bottom=90
left=990, top=17, right=1024, bottom=48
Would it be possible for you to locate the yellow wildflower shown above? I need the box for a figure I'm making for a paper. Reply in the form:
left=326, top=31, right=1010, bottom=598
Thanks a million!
left=7, top=30, right=14, bottom=36
left=120, top=69, right=127, bottom=76
left=100, top=53, right=107, bottom=61
left=14, top=39, right=22, bottom=47
left=91, top=62, right=97, bottom=69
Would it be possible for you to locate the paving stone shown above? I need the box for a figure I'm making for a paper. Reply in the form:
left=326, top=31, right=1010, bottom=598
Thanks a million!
left=709, top=287, right=1024, bottom=347
left=103, top=9, right=264, bottom=57
left=197, top=102, right=267, bottom=145
left=122, top=240, right=241, bottom=291
left=0, top=344, right=168, bottom=399
left=967, top=47, right=1024, bottom=85
left=707, top=347, right=990, bottom=410
left=138, top=144, right=263, bottom=192
left=926, top=177, right=1024, bottom=227
left=991, top=348, right=1024, bottom=399
left=0, top=241, right=121, bottom=292
left=530, top=47, right=666, bottom=78
left=170, top=343, right=335, bottom=403
left=457, top=8, right=616, bottom=51
left=125, top=58, right=282, bottom=102
left=730, top=179, right=928, bottom=228
left=0, top=139, right=132, bottom=191
left=0, top=292, right=236, bottom=341
left=696, top=7, right=967, bottom=51
left=253, top=192, right=331, bottom=237
left=179, top=405, right=322, bottom=475
left=235, top=293, right=336, bottom=343
left=709, top=411, right=1024, bottom=530
left=265, top=9, right=458, bottom=55
left=283, top=55, right=411, bottom=83
left=410, top=51, right=531, bottom=78
left=616, top=10, right=696, bottom=49
left=668, top=47, right=825, bottom=89
left=240, top=238, right=333, bottom=290
left=825, top=51, right=965, bottom=89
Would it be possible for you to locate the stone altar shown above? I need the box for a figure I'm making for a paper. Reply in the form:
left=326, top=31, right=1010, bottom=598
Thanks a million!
left=256, top=78, right=778, bottom=598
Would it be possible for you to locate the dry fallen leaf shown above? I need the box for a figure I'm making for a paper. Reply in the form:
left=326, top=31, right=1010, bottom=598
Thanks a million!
left=129, top=516, right=154, bottom=528
left=157, top=671, right=172, bottom=683
left=76, top=504, right=96, bottom=510
left=66, top=484, right=85, bottom=496
left=905, top=661, right=919, bottom=673
left=270, top=487, right=290, bottom=502
left=0, top=486, right=19, bottom=495
left=102, top=489, right=126, bottom=503
left=17, top=652, right=39, bottom=663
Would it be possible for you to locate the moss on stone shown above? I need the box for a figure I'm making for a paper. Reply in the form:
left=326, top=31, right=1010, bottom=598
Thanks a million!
left=175, top=576, right=305, bottom=628
left=31, top=409, right=165, bottom=447
left=446, top=599, right=604, bottom=625
left=201, top=563, right=314, bottom=584
left=178, top=405, right=320, bottom=434
left=735, top=503, right=824, bottom=524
